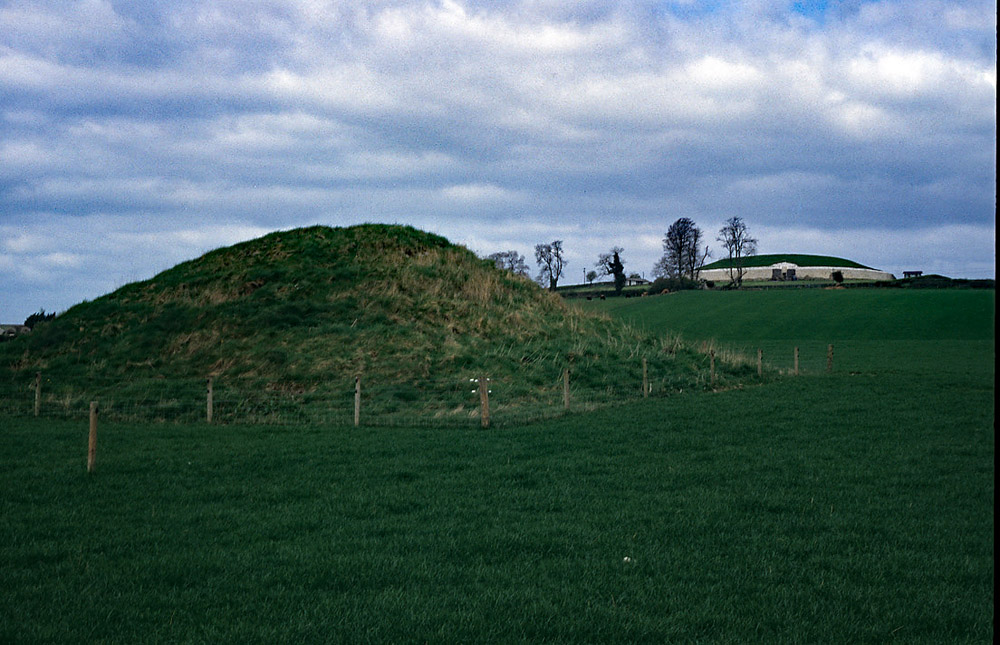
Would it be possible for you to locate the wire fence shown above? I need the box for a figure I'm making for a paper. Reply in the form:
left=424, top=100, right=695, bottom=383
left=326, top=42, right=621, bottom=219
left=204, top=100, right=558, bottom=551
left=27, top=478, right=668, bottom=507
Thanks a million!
left=0, top=372, right=674, bottom=428
left=0, top=344, right=834, bottom=427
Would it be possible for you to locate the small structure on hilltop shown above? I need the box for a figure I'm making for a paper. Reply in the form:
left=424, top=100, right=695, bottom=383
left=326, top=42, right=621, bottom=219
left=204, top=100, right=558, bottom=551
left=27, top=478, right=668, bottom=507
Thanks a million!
left=1, top=324, right=31, bottom=340
left=903, top=271, right=923, bottom=278
left=698, top=254, right=894, bottom=283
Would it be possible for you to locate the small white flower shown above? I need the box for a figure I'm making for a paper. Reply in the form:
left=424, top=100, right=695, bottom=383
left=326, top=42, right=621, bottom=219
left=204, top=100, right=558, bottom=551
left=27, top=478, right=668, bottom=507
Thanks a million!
left=623, top=556, right=633, bottom=563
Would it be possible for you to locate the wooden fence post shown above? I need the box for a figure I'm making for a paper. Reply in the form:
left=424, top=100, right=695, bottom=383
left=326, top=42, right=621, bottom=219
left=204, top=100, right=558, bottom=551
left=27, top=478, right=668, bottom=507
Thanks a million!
left=34, top=372, right=41, bottom=417
left=354, top=376, right=361, bottom=427
left=206, top=377, right=214, bottom=424
left=563, top=368, right=570, bottom=410
left=710, top=349, right=716, bottom=387
left=757, top=349, right=763, bottom=378
left=478, top=376, right=490, bottom=429
left=642, top=358, right=649, bottom=397
left=827, top=344, right=834, bottom=373
left=87, top=402, right=98, bottom=473
left=794, top=346, right=799, bottom=376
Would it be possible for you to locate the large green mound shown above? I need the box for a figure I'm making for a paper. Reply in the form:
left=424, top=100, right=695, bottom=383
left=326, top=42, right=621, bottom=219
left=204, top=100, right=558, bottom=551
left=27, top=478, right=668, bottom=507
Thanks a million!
left=701, top=253, right=874, bottom=271
left=2, top=225, right=754, bottom=423
left=8, top=225, right=560, bottom=379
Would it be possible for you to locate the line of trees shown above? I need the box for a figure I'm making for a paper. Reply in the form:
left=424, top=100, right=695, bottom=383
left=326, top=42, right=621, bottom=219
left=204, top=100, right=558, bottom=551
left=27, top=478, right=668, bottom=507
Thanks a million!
left=487, top=217, right=757, bottom=291
left=486, top=250, right=530, bottom=277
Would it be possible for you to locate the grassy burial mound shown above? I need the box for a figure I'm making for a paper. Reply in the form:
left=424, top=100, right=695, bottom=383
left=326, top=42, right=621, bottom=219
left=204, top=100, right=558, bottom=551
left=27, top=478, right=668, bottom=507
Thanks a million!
left=700, top=253, right=875, bottom=271
left=699, top=253, right=894, bottom=283
left=1, top=225, right=755, bottom=423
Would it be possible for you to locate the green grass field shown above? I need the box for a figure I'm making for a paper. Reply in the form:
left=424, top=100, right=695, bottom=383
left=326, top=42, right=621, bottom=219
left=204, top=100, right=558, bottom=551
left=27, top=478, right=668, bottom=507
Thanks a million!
left=584, top=287, right=995, bottom=374
left=583, top=289, right=994, bottom=342
left=2, top=288, right=994, bottom=642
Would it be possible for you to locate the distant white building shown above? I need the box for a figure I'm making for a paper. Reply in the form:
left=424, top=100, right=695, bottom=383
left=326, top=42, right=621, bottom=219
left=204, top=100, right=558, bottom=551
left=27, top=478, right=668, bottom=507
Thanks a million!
left=1, top=324, right=31, bottom=339
left=698, top=254, right=895, bottom=283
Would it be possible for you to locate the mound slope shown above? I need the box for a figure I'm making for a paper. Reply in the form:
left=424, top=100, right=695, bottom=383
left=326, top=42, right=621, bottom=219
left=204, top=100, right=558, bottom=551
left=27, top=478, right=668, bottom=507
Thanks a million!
left=3, top=224, right=753, bottom=421
left=10, top=225, right=554, bottom=377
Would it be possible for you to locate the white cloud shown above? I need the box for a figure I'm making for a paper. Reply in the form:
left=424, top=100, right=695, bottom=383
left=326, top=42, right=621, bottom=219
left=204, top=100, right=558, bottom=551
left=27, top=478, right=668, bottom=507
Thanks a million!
left=440, top=183, right=521, bottom=202
left=113, top=224, right=274, bottom=253
left=0, top=0, right=994, bottom=321
left=0, top=0, right=131, bottom=58
left=847, top=45, right=995, bottom=100
left=37, top=252, right=82, bottom=268
left=686, top=56, right=763, bottom=90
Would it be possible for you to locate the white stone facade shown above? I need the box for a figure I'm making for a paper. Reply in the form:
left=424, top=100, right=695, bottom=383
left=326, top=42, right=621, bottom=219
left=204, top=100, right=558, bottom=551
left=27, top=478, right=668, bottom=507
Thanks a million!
left=699, top=263, right=895, bottom=282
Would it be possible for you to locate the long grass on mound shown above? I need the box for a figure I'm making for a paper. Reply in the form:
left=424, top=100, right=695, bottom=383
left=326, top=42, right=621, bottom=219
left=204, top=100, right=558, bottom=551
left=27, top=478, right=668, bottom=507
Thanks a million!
left=0, top=225, right=764, bottom=424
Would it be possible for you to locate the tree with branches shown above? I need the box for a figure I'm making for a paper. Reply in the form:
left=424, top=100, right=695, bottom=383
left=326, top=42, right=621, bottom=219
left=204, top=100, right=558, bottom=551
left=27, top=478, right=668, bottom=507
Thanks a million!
left=486, top=250, right=529, bottom=277
left=656, top=217, right=709, bottom=280
left=717, top=217, right=758, bottom=287
left=596, top=247, right=626, bottom=295
left=534, top=241, right=566, bottom=291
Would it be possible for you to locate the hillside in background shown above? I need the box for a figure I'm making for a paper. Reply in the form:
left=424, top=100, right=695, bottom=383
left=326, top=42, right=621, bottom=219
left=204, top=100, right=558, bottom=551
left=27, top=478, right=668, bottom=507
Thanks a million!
left=1, top=225, right=752, bottom=422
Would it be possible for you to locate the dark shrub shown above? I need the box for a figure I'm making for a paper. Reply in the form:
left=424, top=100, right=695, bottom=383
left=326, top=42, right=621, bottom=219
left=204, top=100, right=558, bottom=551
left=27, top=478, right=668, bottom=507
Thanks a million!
left=646, top=277, right=700, bottom=295
left=24, top=310, right=56, bottom=329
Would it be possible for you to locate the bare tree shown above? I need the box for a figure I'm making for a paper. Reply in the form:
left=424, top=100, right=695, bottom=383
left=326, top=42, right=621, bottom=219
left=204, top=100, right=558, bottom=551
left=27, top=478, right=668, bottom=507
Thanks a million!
left=486, top=250, right=529, bottom=277
left=534, top=241, right=566, bottom=291
left=596, top=247, right=626, bottom=294
left=692, top=244, right=711, bottom=280
left=717, top=217, right=758, bottom=287
left=651, top=255, right=671, bottom=280
left=655, top=218, right=710, bottom=280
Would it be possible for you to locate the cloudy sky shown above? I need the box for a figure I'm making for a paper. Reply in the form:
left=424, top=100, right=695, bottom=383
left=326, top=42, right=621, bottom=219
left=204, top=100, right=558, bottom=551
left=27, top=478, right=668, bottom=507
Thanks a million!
left=1, top=0, right=996, bottom=322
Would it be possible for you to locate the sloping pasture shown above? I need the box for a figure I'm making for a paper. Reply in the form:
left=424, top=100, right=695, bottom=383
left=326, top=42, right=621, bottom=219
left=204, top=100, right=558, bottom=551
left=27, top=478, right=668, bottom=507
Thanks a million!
left=584, top=287, right=995, bottom=374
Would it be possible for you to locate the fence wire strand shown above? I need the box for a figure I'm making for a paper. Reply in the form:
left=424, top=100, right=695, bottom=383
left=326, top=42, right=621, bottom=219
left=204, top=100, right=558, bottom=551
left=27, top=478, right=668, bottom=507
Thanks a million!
left=0, top=346, right=810, bottom=427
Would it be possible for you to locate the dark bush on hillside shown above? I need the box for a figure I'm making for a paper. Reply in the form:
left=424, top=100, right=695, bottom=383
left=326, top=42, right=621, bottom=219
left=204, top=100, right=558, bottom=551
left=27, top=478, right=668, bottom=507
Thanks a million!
left=831, top=271, right=844, bottom=284
left=24, top=310, right=56, bottom=329
left=646, top=277, right=700, bottom=295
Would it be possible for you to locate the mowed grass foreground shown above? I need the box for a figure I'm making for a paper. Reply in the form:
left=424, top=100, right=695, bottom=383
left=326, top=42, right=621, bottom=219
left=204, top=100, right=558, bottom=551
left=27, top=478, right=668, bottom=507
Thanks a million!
left=2, top=288, right=994, bottom=642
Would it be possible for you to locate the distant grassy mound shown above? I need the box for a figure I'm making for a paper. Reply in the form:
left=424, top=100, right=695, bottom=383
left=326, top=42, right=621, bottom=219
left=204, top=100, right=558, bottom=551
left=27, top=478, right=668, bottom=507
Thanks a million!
left=1, top=225, right=754, bottom=423
left=701, top=254, right=873, bottom=271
